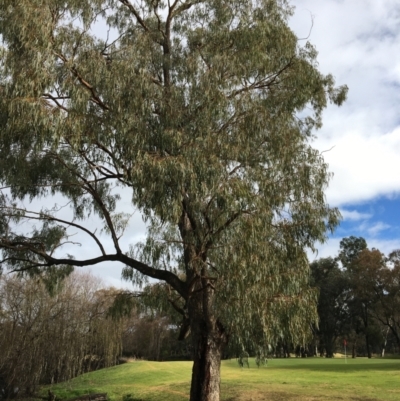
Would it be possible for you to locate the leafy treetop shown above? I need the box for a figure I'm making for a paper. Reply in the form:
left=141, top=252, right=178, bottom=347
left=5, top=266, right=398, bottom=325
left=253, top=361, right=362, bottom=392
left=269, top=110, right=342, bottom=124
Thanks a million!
left=0, top=0, right=346, bottom=359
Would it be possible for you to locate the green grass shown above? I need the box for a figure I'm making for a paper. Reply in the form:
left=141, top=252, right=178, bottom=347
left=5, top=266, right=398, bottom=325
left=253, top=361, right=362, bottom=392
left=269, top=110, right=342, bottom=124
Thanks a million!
left=44, top=357, right=400, bottom=401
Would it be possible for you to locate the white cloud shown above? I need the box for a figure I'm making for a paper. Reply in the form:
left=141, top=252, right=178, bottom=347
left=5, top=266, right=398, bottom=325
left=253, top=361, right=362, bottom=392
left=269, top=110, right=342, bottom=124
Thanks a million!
left=340, top=209, right=372, bottom=221
left=365, top=238, right=400, bottom=254
left=290, top=0, right=400, bottom=206
left=319, top=127, right=400, bottom=205
left=365, top=221, right=391, bottom=237
left=79, top=266, right=137, bottom=290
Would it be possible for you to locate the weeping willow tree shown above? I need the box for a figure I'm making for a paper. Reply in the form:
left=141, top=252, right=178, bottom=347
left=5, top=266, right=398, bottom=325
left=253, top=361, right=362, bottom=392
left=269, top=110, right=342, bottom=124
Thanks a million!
left=0, top=0, right=347, bottom=400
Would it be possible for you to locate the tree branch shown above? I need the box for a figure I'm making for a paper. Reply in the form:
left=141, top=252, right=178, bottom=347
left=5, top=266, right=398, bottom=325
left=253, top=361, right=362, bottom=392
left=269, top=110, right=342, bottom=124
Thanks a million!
left=53, top=51, right=110, bottom=111
left=1, top=206, right=107, bottom=256
left=118, top=0, right=149, bottom=32
left=0, top=238, right=188, bottom=298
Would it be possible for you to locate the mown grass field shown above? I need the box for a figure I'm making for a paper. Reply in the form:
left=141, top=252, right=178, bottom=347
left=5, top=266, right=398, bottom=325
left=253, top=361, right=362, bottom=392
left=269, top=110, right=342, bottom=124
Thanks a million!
left=45, top=357, right=400, bottom=401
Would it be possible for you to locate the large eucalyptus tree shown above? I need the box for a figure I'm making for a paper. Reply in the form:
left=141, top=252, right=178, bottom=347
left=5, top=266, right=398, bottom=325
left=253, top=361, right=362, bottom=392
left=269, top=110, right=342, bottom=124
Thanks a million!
left=0, top=1, right=347, bottom=400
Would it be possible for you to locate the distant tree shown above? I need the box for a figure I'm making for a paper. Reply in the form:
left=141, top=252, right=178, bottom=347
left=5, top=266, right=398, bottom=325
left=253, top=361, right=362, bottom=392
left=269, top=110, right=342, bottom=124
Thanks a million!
left=347, top=248, right=386, bottom=358
left=310, top=239, right=400, bottom=358
left=337, top=236, right=368, bottom=357
left=120, top=311, right=172, bottom=361
left=372, top=250, right=400, bottom=353
left=0, top=1, right=346, bottom=399
left=339, top=236, right=367, bottom=268
left=0, top=272, right=123, bottom=397
left=310, top=257, right=350, bottom=357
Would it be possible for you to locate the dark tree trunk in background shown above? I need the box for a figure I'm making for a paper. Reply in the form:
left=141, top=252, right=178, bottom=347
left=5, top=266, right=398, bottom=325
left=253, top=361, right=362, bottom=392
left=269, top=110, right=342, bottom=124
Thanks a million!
left=363, top=309, right=372, bottom=358
left=323, top=335, right=336, bottom=358
left=365, top=334, right=372, bottom=358
left=388, top=326, right=400, bottom=354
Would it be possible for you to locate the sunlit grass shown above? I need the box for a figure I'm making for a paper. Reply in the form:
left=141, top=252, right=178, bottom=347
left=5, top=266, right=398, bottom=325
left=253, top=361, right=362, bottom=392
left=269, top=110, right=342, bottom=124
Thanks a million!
left=45, top=357, right=400, bottom=401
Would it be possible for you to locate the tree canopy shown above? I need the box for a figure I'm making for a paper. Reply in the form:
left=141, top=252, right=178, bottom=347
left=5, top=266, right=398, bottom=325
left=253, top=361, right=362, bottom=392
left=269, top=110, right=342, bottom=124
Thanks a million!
left=0, top=1, right=347, bottom=400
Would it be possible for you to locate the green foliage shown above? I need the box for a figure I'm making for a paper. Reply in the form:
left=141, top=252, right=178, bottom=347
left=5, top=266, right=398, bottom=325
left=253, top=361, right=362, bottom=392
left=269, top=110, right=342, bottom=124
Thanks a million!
left=310, top=257, right=351, bottom=357
left=0, top=2, right=347, bottom=396
left=310, top=238, right=400, bottom=358
left=339, top=236, right=367, bottom=268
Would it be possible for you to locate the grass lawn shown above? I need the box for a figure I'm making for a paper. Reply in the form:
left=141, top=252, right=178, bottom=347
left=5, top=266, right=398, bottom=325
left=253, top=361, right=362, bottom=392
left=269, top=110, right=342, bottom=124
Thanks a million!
left=45, top=357, right=400, bottom=401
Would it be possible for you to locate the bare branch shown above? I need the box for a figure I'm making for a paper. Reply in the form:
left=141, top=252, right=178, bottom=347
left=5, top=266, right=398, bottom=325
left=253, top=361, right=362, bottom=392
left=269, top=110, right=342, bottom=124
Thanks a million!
left=0, top=235, right=188, bottom=298
left=42, top=93, right=70, bottom=112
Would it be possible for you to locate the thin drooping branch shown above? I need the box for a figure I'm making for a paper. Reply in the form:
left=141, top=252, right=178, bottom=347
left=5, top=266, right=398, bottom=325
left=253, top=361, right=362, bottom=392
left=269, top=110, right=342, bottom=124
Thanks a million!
left=92, top=140, right=133, bottom=185
left=78, top=148, right=126, bottom=183
left=1, top=207, right=107, bottom=256
left=70, top=65, right=110, bottom=111
left=42, top=93, right=70, bottom=112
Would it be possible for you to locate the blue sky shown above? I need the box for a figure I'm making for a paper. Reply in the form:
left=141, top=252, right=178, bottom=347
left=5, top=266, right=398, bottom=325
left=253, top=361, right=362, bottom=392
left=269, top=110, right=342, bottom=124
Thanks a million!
left=325, top=197, right=400, bottom=258
left=290, top=0, right=400, bottom=261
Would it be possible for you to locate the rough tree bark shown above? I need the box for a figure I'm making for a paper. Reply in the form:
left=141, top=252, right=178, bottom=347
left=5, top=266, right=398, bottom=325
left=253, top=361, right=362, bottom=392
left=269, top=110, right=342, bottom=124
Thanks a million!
left=188, top=289, right=228, bottom=401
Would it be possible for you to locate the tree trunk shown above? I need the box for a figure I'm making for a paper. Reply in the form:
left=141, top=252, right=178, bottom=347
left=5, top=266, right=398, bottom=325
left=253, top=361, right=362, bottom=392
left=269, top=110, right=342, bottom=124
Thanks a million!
left=363, top=307, right=372, bottom=358
left=189, top=324, right=225, bottom=401
left=179, top=210, right=228, bottom=400
left=352, top=341, right=357, bottom=358
left=381, top=321, right=391, bottom=357
left=325, top=337, right=335, bottom=358
left=365, top=333, right=371, bottom=358
left=381, top=326, right=389, bottom=358
left=187, top=281, right=227, bottom=401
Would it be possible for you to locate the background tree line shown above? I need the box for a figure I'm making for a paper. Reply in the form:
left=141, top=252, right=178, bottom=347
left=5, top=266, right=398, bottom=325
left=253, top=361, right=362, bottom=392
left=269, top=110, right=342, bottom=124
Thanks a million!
left=310, top=236, right=400, bottom=358
left=0, top=270, right=192, bottom=399
left=122, top=235, right=400, bottom=361
left=0, top=272, right=123, bottom=398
